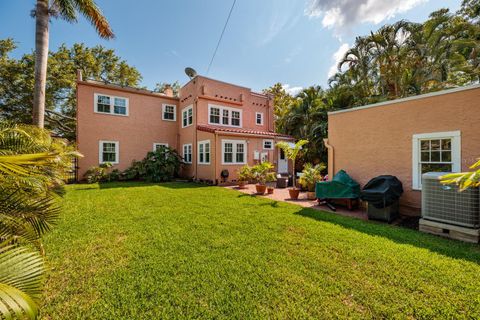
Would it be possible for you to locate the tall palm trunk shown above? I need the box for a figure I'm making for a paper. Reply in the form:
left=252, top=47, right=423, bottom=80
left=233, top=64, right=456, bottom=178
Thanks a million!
left=32, top=0, right=49, bottom=128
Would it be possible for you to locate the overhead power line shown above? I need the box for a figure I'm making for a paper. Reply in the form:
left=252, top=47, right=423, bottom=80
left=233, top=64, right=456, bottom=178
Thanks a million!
left=206, top=0, right=237, bottom=75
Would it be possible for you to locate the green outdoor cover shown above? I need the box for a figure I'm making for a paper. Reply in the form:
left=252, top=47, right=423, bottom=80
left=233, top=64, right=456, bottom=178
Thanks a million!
left=316, top=170, right=361, bottom=199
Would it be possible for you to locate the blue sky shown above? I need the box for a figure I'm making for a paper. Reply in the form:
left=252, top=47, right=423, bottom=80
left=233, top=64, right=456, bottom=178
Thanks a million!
left=0, top=0, right=461, bottom=94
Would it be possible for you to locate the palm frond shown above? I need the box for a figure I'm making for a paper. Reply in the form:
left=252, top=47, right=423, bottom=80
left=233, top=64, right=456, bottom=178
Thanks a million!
left=0, top=246, right=44, bottom=320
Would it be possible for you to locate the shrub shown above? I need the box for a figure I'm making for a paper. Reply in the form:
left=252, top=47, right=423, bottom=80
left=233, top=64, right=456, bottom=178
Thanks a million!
left=142, top=147, right=182, bottom=182
left=251, top=162, right=275, bottom=185
left=299, top=163, right=325, bottom=192
left=83, top=162, right=112, bottom=183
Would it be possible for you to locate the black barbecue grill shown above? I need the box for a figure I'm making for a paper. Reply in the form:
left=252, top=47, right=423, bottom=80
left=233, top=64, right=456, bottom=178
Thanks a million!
left=361, top=175, right=403, bottom=222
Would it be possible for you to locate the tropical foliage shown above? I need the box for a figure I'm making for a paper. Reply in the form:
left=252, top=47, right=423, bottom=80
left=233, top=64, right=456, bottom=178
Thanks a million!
left=32, top=0, right=114, bottom=128
left=250, top=162, right=275, bottom=185
left=0, top=121, right=79, bottom=319
left=440, top=158, right=480, bottom=191
left=276, top=140, right=308, bottom=189
left=0, top=39, right=141, bottom=140
left=267, top=2, right=480, bottom=163
left=111, top=146, right=183, bottom=183
left=299, top=163, right=325, bottom=192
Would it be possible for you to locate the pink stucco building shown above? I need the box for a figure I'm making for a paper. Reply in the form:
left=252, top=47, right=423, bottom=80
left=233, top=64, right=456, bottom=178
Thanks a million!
left=326, top=84, right=480, bottom=215
left=76, top=72, right=294, bottom=183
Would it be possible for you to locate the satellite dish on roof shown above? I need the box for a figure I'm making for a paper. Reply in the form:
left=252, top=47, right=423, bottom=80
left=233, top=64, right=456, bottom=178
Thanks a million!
left=185, top=67, right=197, bottom=79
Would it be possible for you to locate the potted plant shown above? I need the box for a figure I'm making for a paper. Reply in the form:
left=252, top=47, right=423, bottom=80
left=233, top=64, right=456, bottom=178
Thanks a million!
left=251, top=162, right=274, bottom=195
left=299, top=163, right=325, bottom=200
left=237, top=165, right=251, bottom=189
left=276, top=140, right=309, bottom=200
left=266, top=172, right=277, bottom=194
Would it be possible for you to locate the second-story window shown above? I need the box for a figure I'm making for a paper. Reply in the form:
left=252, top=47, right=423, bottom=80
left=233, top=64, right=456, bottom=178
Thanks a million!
left=222, top=110, right=229, bottom=125
left=95, top=94, right=128, bottom=116
left=182, top=105, right=193, bottom=128
left=256, top=112, right=264, bottom=125
left=162, top=104, right=176, bottom=121
left=208, top=105, right=242, bottom=127
left=210, top=107, right=220, bottom=124
left=231, top=111, right=240, bottom=126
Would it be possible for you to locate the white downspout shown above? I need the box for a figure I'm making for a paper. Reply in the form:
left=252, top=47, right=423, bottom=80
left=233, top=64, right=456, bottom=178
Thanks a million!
left=323, top=138, right=334, bottom=179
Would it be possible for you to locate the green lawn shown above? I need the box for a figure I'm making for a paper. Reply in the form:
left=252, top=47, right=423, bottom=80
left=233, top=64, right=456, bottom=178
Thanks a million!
left=41, top=182, right=480, bottom=319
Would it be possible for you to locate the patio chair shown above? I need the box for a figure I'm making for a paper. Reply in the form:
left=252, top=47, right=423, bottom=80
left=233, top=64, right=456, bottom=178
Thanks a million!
left=316, top=170, right=361, bottom=211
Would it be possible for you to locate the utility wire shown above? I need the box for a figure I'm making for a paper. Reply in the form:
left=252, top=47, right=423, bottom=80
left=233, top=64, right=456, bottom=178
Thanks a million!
left=206, top=0, right=236, bottom=75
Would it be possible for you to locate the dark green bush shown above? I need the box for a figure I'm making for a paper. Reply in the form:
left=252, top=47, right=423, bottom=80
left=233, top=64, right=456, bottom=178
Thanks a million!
left=142, top=147, right=182, bottom=182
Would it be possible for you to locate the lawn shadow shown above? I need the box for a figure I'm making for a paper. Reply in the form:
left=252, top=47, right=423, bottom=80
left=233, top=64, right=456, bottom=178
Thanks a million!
left=294, top=207, right=480, bottom=265
left=74, top=181, right=207, bottom=190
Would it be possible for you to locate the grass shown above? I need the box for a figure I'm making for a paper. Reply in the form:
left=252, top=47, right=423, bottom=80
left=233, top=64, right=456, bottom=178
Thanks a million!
left=40, top=182, right=480, bottom=319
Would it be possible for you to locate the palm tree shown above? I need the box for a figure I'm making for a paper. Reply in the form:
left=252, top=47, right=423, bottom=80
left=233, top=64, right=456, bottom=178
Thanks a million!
left=276, top=140, right=309, bottom=189
left=0, top=122, right=80, bottom=318
left=33, top=0, right=114, bottom=128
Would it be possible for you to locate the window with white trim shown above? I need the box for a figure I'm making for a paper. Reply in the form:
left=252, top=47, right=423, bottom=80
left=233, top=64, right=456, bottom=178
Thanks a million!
left=162, top=104, right=176, bottom=121
left=153, top=143, right=169, bottom=151
left=208, top=105, right=242, bottom=127
left=412, top=131, right=461, bottom=189
left=256, top=112, right=264, bottom=125
left=183, top=144, right=192, bottom=163
left=222, top=140, right=247, bottom=165
left=95, top=94, right=128, bottom=116
left=198, top=140, right=210, bottom=164
left=99, top=141, right=119, bottom=164
left=263, top=139, right=273, bottom=150
left=182, top=105, right=193, bottom=127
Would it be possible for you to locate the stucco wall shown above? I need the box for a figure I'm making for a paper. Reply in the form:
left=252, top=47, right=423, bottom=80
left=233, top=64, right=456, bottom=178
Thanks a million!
left=328, top=86, right=480, bottom=215
left=77, top=82, right=179, bottom=177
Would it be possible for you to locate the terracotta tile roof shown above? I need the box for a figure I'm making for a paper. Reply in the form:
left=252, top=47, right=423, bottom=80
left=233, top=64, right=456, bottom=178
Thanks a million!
left=197, top=124, right=295, bottom=139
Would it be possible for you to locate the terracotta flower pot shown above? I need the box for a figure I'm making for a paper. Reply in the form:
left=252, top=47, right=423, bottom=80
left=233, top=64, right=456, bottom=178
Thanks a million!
left=267, top=187, right=274, bottom=194
left=307, top=191, right=316, bottom=200
left=288, top=188, right=300, bottom=200
left=256, top=184, right=267, bottom=195
left=238, top=180, right=247, bottom=189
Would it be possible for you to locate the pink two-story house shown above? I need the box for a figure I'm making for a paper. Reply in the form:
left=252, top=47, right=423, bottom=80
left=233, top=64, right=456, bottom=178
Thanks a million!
left=76, top=71, right=294, bottom=183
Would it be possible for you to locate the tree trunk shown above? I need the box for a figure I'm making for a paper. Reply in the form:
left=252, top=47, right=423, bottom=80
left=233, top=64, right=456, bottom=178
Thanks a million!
left=32, top=0, right=49, bottom=128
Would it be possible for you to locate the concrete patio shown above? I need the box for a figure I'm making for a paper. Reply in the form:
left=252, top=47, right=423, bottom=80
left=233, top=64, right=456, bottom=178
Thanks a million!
left=225, top=184, right=368, bottom=220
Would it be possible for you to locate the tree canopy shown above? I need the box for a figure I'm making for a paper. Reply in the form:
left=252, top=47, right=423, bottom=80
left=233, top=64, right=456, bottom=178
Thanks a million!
left=268, top=3, right=480, bottom=165
left=0, top=40, right=141, bottom=140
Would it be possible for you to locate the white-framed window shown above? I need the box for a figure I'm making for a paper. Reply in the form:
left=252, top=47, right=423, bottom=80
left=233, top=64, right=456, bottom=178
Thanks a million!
left=94, top=94, right=129, bottom=116
left=99, top=140, right=119, bottom=164
left=256, top=112, right=264, bottom=125
left=412, top=131, right=461, bottom=190
left=198, top=140, right=210, bottom=165
left=222, top=139, right=247, bottom=165
left=208, top=104, right=242, bottom=127
left=153, top=143, right=169, bottom=151
left=182, top=105, right=193, bottom=128
left=183, top=143, right=192, bottom=163
left=162, top=104, right=176, bottom=121
left=263, top=139, right=273, bottom=150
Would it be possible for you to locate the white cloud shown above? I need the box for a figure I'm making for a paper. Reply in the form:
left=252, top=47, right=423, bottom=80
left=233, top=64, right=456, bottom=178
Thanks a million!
left=305, top=0, right=427, bottom=35
left=328, top=43, right=350, bottom=78
left=282, top=84, right=303, bottom=96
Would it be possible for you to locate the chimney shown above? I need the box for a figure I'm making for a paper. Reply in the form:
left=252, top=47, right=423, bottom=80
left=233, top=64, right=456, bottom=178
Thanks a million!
left=163, top=85, right=174, bottom=97
left=76, top=69, right=83, bottom=81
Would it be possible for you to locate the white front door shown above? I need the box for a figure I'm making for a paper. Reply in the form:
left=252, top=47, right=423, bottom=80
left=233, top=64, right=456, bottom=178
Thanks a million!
left=278, top=148, right=288, bottom=173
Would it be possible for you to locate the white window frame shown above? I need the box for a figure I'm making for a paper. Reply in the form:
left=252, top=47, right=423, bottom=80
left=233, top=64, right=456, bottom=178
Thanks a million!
left=162, top=104, right=176, bottom=121
left=263, top=139, right=274, bottom=150
left=94, top=93, right=129, bottom=116
left=412, top=131, right=461, bottom=190
left=198, top=140, right=211, bottom=165
left=183, top=143, right=192, bottom=164
left=221, top=139, right=247, bottom=165
left=181, top=105, right=193, bottom=128
left=99, top=140, right=119, bottom=164
left=256, top=112, right=264, bottom=125
left=208, top=104, right=242, bottom=128
left=153, top=143, right=169, bottom=151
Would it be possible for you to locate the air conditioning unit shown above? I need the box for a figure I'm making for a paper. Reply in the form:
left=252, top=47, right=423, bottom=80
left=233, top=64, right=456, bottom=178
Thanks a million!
left=422, top=172, right=480, bottom=228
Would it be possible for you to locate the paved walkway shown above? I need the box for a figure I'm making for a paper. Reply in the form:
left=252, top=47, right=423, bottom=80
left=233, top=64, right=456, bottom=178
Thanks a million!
left=224, top=184, right=368, bottom=220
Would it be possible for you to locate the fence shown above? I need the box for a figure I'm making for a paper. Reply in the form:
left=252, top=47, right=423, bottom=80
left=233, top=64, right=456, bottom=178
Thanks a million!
left=66, top=157, right=79, bottom=183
